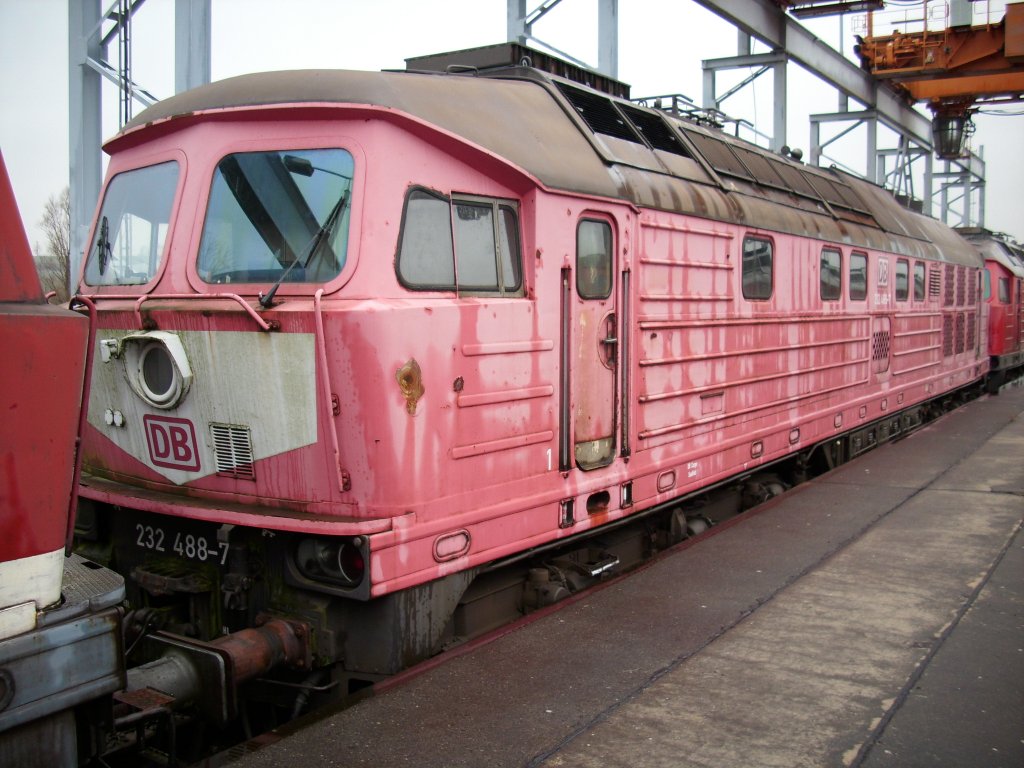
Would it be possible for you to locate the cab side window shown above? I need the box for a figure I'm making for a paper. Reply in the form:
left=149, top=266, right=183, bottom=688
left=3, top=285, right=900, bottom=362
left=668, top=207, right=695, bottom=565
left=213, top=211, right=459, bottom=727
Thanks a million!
left=999, top=277, right=1010, bottom=304
left=397, top=188, right=522, bottom=295
left=397, top=189, right=455, bottom=289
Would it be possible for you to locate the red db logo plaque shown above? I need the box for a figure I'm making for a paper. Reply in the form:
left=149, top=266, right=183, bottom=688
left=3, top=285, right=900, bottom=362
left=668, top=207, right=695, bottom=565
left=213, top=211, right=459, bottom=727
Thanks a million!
left=143, top=415, right=201, bottom=471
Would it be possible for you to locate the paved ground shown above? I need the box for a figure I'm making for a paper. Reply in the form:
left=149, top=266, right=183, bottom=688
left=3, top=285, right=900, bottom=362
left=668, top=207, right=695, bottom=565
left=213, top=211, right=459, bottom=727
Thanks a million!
left=229, top=388, right=1024, bottom=768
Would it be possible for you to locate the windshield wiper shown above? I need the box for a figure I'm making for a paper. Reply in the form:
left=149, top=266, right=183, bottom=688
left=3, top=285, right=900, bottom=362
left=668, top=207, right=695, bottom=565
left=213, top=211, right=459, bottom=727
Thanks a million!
left=96, top=216, right=112, bottom=276
left=258, top=189, right=348, bottom=309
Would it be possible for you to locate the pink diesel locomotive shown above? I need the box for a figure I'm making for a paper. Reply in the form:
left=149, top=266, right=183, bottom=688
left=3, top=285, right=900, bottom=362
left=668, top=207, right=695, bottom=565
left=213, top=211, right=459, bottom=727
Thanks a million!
left=71, top=52, right=990, bottom=736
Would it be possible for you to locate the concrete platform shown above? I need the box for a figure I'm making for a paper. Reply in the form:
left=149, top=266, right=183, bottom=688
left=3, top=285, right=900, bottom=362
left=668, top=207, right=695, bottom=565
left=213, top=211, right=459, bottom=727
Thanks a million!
left=230, top=388, right=1024, bottom=768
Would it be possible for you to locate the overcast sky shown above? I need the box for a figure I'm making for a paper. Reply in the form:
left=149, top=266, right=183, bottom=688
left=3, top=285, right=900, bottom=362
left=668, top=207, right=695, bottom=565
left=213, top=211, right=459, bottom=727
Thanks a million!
left=1, top=0, right=1021, bottom=252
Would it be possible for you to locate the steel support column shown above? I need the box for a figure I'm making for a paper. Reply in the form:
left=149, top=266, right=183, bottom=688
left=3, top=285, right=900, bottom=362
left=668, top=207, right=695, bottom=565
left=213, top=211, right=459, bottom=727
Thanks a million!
left=507, top=0, right=618, bottom=77
left=68, top=0, right=103, bottom=287
left=175, top=0, right=211, bottom=93
left=703, top=51, right=788, bottom=149
left=692, top=0, right=934, bottom=146
left=598, top=0, right=618, bottom=79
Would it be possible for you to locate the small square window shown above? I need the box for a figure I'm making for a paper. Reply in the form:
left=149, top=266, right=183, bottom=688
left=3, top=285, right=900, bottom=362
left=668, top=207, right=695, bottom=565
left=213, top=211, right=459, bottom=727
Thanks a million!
left=577, top=220, right=613, bottom=299
left=913, top=262, right=926, bottom=301
left=895, top=259, right=909, bottom=301
left=820, top=248, right=841, bottom=301
left=850, top=252, right=868, bottom=301
left=742, top=236, right=773, bottom=301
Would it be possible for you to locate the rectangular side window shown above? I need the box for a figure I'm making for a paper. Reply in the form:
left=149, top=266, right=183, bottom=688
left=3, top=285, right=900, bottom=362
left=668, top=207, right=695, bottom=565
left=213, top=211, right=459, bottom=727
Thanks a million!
left=820, top=247, right=841, bottom=301
left=895, top=259, right=909, bottom=301
left=742, top=236, right=773, bottom=300
left=454, top=201, right=499, bottom=290
left=576, top=219, right=613, bottom=299
left=849, top=252, right=867, bottom=301
left=498, top=206, right=522, bottom=292
left=397, top=188, right=455, bottom=290
left=397, top=190, right=522, bottom=296
left=913, top=262, right=926, bottom=301
left=999, top=277, right=1010, bottom=304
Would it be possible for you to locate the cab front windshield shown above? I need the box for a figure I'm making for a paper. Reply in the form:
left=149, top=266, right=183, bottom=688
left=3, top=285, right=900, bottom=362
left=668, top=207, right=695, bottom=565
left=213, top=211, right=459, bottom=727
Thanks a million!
left=197, top=148, right=353, bottom=285
left=84, top=161, right=179, bottom=286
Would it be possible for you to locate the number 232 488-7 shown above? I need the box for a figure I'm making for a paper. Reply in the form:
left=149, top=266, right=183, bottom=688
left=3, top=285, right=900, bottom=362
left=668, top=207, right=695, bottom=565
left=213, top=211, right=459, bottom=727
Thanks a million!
left=134, top=523, right=229, bottom=565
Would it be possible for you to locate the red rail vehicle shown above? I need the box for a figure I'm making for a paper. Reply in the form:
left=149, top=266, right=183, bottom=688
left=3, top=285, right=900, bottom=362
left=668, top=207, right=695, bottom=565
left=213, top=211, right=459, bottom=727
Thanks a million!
left=0, top=151, right=124, bottom=766
left=70, top=49, right=989, bottom=748
left=958, top=227, right=1024, bottom=391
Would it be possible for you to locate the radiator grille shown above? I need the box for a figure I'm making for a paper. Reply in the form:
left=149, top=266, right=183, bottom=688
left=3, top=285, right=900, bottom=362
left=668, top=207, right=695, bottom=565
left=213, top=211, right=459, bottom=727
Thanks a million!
left=955, top=313, right=966, bottom=354
left=942, top=314, right=954, bottom=357
left=871, top=330, right=891, bottom=372
left=943, top=264, right=955, bottom=306
left=966, top=312, right=976, bottom=351
left=210, top=423, right=255, bottom=480
left=956, top=265, right=966, bottom=306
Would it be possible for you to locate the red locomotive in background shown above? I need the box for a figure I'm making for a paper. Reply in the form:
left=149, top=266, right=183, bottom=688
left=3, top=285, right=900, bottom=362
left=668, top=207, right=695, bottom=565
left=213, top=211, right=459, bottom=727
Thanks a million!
left=959, top=227, right=1024, bottom=390
left=48, top=46, right=1005, bottom=756
left=0, top=151, right=124, bottom=767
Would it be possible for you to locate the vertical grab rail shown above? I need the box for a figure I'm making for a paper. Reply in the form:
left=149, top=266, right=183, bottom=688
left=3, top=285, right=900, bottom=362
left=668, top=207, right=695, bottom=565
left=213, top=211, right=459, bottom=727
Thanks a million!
left=559, top=268, right=572, bottom=473
left=66, top=294, right=98, bottom=554
left=314, top=290, right=348, bottom=493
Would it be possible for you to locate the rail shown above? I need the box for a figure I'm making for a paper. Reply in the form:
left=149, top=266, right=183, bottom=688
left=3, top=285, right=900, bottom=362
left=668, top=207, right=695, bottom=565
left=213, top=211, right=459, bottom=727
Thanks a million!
left=133, top=293, right=277, bottom=331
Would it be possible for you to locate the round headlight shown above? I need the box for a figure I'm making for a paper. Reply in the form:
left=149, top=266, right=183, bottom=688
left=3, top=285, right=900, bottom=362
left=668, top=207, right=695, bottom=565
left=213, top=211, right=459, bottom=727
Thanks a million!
left=139, top=342, right=178, bottom=405
left=119, top=332, right=193, bottom=410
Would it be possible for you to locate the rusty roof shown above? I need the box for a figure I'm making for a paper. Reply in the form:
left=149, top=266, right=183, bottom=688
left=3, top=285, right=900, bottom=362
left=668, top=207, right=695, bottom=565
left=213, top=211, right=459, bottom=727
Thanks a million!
left=116, top=68, right=981, bottom=268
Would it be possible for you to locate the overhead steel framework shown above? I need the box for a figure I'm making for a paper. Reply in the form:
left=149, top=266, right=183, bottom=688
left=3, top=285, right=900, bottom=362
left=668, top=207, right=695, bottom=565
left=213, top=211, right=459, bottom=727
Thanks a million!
left=67, top=0, right=210, bottom=283
left=69, top=0, right=989, bottom=282
left=508, top=0, right=985, bottom=226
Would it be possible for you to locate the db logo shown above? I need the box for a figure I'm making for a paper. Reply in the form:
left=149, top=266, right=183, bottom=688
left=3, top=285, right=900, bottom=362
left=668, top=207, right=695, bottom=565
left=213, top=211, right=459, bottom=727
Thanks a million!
left=143, top=415, right=201, bottom=471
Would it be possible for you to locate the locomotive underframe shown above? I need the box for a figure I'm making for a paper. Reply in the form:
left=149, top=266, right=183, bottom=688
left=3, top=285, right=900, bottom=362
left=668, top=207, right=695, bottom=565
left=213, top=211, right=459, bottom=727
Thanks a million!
left=73, top=378, right=982, bottom=763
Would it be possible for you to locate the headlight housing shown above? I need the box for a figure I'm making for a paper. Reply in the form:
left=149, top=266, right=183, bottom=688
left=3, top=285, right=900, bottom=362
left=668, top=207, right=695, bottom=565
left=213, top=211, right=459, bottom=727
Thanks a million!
left=119, top=331, right=193, bottom=409
left=294, top=537, right=366, bottom=589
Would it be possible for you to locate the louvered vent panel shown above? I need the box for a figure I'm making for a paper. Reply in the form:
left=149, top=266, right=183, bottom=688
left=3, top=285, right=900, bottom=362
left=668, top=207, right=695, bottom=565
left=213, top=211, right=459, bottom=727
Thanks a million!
left=682, top=129, right=752, bottom=179
left=929, top=267, right=942, bottom=298
left=210, top=423, right=255, bottom=480
left=618, top=104, right=691, bottom=156
left=732, top=146, right=787, bottom=188
left=555, top=83, right=641, bottom=143
left=769, top=159, right=821, bottom=198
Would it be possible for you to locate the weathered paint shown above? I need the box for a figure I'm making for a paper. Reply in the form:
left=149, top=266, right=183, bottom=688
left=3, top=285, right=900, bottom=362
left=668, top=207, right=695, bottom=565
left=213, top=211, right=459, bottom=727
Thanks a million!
left=74, top=67, right=991, bottom=605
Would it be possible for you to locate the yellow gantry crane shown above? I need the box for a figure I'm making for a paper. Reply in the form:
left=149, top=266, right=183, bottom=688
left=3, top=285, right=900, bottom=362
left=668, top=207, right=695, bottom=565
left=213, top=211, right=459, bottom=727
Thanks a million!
left=854, top=1, right=1024, bottom=157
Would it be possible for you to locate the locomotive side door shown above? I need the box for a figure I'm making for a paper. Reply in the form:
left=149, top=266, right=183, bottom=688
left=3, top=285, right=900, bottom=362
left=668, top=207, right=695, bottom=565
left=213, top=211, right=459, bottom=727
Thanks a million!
left=571, top=216, right=618, bottom=470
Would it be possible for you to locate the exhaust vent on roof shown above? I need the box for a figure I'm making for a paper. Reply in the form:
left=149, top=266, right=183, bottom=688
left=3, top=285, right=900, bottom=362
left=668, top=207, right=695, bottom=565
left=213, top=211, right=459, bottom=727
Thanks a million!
left=555, top=83, right=642, bottom=144
left=617, top=103, right=692, bottom=157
